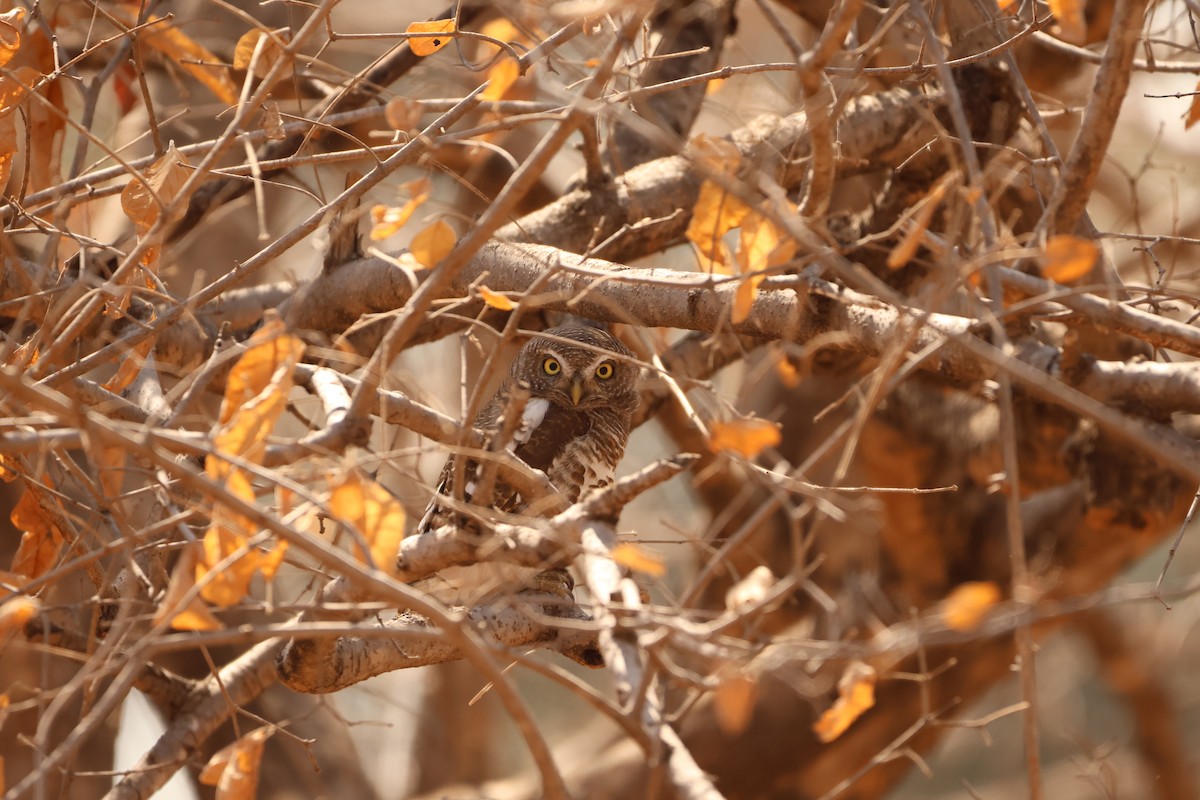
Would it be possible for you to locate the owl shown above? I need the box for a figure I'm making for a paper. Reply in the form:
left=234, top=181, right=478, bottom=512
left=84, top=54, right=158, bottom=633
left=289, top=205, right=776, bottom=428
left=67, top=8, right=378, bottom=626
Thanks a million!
left=414, top=323, right=640, bottom=602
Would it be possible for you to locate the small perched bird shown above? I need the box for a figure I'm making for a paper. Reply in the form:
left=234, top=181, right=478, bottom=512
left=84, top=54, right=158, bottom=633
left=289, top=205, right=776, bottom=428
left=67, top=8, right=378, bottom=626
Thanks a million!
left=414, top=323, right=640, bottom=603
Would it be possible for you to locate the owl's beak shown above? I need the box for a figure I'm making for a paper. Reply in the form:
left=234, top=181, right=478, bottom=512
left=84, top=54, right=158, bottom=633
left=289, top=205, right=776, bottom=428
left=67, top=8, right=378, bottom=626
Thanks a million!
left=570, top=380, right=584, bottom=406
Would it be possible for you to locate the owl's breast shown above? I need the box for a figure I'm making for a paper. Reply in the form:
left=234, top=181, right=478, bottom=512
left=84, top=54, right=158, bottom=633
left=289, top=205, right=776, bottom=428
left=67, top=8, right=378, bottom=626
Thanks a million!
left=512, top=402, right=591, bottom=472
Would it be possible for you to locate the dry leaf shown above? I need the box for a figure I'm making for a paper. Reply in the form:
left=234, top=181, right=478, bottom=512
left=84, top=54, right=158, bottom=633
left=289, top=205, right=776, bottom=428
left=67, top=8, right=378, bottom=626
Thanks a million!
left=329, top=472, right=406, bottom=574
left=478, top=286, right=515, bottom=310
left=942, top=581, right=1001, bottom=632
left=687, top=133, right=741, bottom=174
left=737, top=210, right=796, bottom=274
left=0, top=8, right=25, bottom=70
left=0, top=595, right=39, bottom=635
left=709, top=417, right=781, bottom=458
left=156, top=544, right=223, bottom=631
left=686, top=180, right=751, bottom=262
left=731, top=274, right=763, bottom=325
left=1048, top=0, right=1086, bottom=44
left=886, top=175, right=952, bottom=270
left=261, top=101, right=285, bottom=141
left=385, top=97, right=422, bottom=131
left=482, top=57, right=521, bottom=102
left=11, top=488, right=63, bottom=580
left=1041, top=235, right=1098, bottom=284
left=611, top=543, right=666, bottom=577
left=122, top=10, right=238, bottom=105
left=121, top=143, right=192, bottom=234
left=200, top=727, right=273, bottom=799
left=213, top=316, right=304, bottom=449
left=1186, top=81, right=1200, bottom=130
left=198, top=468, right=261, bottom=606
left=813, top=661, right=877, bottom=743
left=775, top=354, right=800, bottom=388
left=233, top=28, right=288, bottom=78
left=369, top=177, right=431, bottom=240
left=409, top=219, right=456, bottom=267
left=714, top=674, right=758, bottom=734
left=724, top=565, right=775, bottom=613
left=406, top=19, right=456, bottom=57
left=258, top=539, right=289, bottom=581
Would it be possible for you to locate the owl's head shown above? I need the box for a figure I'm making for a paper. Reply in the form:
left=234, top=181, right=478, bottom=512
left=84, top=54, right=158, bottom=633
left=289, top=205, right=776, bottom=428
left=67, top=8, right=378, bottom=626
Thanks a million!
left=515, top=324, right=638, bottom=411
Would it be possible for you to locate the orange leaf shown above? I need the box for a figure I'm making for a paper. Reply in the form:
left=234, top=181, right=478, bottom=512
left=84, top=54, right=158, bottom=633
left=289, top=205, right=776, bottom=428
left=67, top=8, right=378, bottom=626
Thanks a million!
left=329, top=472, right=406, bottom=574
left=478, top=285, right=515, bottom=310
left=611, top=543, right=666, bottom=577
left=686, top=180, right=751, bottom=262
left=886, top=175, right=952, bottom=270
left=0, top=595, right=39, bottom=635
left=736, top=211, right=796, bottom=274
left=482, top=57, right=520, bottom=102
left=406, top=19, right=456, bottom=57
left=200, top=727, right=272, bottom=799
left=198, top=469, right=261, bottom=606
left=10, top=488, right=63, bottom=580
left=409, top=219, right=456, bottom=267
left=233, top=28, right=288, bottom=78
left=156, top=544, right=223, bottom=631
left=258, top=539, right=289, bottom=581
left=687, top=133, right=741, bottom=174
left=121, top=143, right=192, bottom=235
left=942, top=581, right=1001, bottom=632
left=212, top=316, right=304, bottom=462
left=0, top=8, right=25, bottom=70
left=1048, top=0, right=1086, bottom=44
left=813, top=662, right=877, bottom=743
left=0, top=455, right=16, bottom=482
left=1186, top=81, right=1200, bottom=130
left=709, top=417, right=781, bottom=458
left=1040, top=235, right=1098, bottom=284
left=123, top=10, right=238, bottom=105
left=731, top=274, right=763, bottom=325
left=775, top=354, right=800, bottom=388
left=714, top=674, right=758, bottom=735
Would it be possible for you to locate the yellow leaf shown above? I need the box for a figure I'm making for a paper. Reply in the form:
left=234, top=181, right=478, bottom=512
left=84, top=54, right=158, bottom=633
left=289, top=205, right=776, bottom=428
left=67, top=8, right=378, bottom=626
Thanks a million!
left=1186, top=81, right=1200, bottom=130
left=813, top=661, right=876, bottom=743
left=692, top=241, right=734, bottom=275
left=1040, top=235, right=1098, bottom=284
left=121, top=143, right=192, bottom=234
left=11, top=488, right=63, bottom=580
left=0, top=8, right=25, bottom=69
left=736, top=211, right=796, bottom=274
left=709, top=417, right=781, bottom=458
left=369, top=178, right=431, bottom=241
left=0, top=595, right=39, bottom=635
left=122, top=10, right=238, bottom=105
left=330, top=472, right=406, bottom=574
left=385, top=97, right=422, bottom=131
left=406, top=19, right=456, bottom=57
left=482, top=57, right=521, bottom=102
left=686, top=180, right=751, bottom=262
left=478, top=285, right=515, bottom=310
left=714, top=674, right=757, bottom=734
left=258, top=539, right=289, bottom=581
left=156, top=544, right=224, bottom=631
left=942, top=581, right=1001, bottom=632
left=731, top=274, right=763, bottom=325
left=409, top=219, right=456, bottom=267
left=687, top=133, right=741, bottom=174
left=1048, top=0, right=1086, bottom=44
left=886, top=175, right=952, bottom=270
left=200, top=727, right=272, bottom=799
left=198, top=468, right=261, bottom=605
left=611, top=543, right=666, bottom=577
left=233, top=28, right=288, bottom=78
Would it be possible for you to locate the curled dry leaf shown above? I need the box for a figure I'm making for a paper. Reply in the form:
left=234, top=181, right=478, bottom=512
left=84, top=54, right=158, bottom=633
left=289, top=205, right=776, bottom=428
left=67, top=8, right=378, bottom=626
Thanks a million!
left=406, top=19, right=456, bottom=57
left=385, top=97, right=422, bottom=131
left=813, top=661, right=877, bottom=743
left=1040, top=234, right=1098, bottom=284
left=478, top=285, right=515, bottom=310
left=233, top=28, right=289, bottom=78
left=942, top=581, right=1001, bottom=632
left=121, top=143, right=193, bottom=234
left=200, top=727, right=273, bottom=800
left=120, top=10, right=238, bottom=105
left=10, top=488, right=63, bottom=580
left=611, top=543, right=666, bottom=577
left=709, top=417, right=782, bottom=458
left=155, top=543, right=223, bottom=632
left=686, top=181, right=751, bottom=263
left=409, top=219, right=456, bottom=267
left=261, top=101, right=286, bottom=141
left=329, top=471, right=406, bottom=575
left=369, top=176, right=431, bottom=240
left=0, top=7, right=25, bottom=69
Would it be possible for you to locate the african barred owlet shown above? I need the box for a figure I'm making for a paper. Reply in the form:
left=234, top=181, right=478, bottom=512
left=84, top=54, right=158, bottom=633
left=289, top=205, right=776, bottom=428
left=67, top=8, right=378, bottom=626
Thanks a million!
left=414, top=324, right=639, bottom=602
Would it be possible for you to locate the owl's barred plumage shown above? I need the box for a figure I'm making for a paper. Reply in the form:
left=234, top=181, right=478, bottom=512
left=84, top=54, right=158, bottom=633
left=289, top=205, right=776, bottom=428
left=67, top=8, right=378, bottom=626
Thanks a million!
left=414, top=324, right=639, bottom=601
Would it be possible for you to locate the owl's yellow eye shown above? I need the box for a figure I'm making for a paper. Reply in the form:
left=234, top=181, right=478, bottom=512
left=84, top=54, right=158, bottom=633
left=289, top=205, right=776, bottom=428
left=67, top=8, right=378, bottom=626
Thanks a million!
left=542, top=357, right=561, bottom=375
left=595, top=362, right=614, bottom=380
